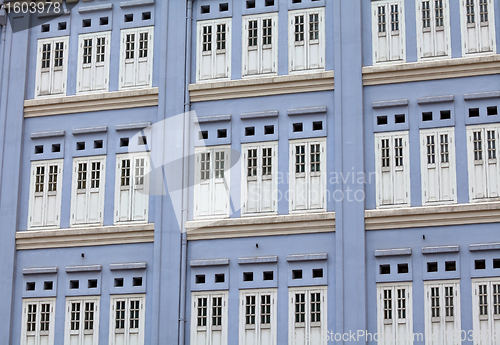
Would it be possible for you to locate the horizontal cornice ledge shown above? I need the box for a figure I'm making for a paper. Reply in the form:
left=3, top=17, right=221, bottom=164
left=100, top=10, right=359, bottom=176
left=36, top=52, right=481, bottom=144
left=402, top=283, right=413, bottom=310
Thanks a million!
left=422, top=245, right=460, bottom=254
left=66, top=265, right=102, bottom=273
left=120, top=0, right=155, bottom=8
left=24, top=88, right=159, bottom=117
left=78, top=4, right=113, bottom=13
left=72, top=126, right=108, bottom=135
left=287, top=106, right=327, bottom=116
left=109, top=262, right=147, bottom=270
left=374, top=248, right=412, bottom=257
left=469, top=242, right=500, bottom=251
left=190, top=259, right=230, bottom=267
left=115, top=122, right=152, bottom=131
left=372, top=99, right=409, bottom=108
left=185, top=212, right=335, bottom=240
left=30, top=130, right=65, bottom=139
left=238, top=256, right=278, bottom=264
left=23, top=267, right=58, bottom=275
left=365, top=202, right=500, bottom=230
left=287, top=253, right=328, bottom=262
left=240, top=110, right=279, bottom=119
left=417, top=95, right=454, bottom=104
left=194, top=115, right=232, bottom=123
left=464, top=91, right=500, bottom=100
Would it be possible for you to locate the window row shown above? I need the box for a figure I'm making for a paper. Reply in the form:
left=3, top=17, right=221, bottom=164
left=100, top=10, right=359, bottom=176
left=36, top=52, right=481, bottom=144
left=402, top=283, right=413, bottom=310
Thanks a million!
left=371, top=0, right=496, bottom=64
left=196, top=8, right=325, bottom=82
left=28, top=153, right=150, bottom=229
left=194, top=138, right=326, bottom=219
left=35, top=27, right=153, bottom=97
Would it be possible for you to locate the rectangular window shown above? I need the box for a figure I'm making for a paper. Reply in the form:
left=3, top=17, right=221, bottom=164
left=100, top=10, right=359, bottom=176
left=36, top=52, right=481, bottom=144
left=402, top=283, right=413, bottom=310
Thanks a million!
left=114, top=153, right=150, bottom=223
left=289, top=8, right=325, bottom=72
left=28, top=160, right=63, bottom=229
left=383, top=289, right=392, bottom=320
left=372, top=1, right=405, bottom=63
left=194, top=146, right=230, bottom=219
left=36, top=37, right=69, bottom=97
left=242, top=142, right=277, bottom=215
left=120, top=27, right=154, bottom=89
left=71, top=157, right=105, bottom=226
left=375, top=132, right=410, bottom=207
left=377, top=284, right=412, bottom=342
left=420, top=128, right=456, bottom=204
left=290, top=138, right=326, bottom=212
left=461, top=0, right=496, bottom=55
left=417, top=0, right=450, bottom=59
left=191, top=292, right=228, bottom=345
left=65, top=298, right=99, bottom=345
left=473, top=279, right=500, bottom=339
left=197, top=19, right=231, bottom=81
left=289, top=288, right=326, bottom=345
left=425, top=281, right=460, bottom=343
left=242, top=13, right=278, bottom=76
left=110, top=295, right=145, bottom=345
left=22, top=299, right=55, bottom=345
left=78, top=32, right=110, bottom=93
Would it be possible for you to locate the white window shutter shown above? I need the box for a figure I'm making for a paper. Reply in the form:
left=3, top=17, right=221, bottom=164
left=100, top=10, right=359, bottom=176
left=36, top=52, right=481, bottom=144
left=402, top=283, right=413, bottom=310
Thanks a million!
left=45, top=162, right=63, bottom=227
left=94, top=32, right=111, bottom=91
left=29, top=164, right=45, bottom=228
left=136, top=28, right=153, bottom=87
left=438, top=129, right=455, bottom=202
left=115, top=158, right=131, bottom=222
left=87, top=158, right=104, bottom=224
left=131, top=156, right=149, bottom=222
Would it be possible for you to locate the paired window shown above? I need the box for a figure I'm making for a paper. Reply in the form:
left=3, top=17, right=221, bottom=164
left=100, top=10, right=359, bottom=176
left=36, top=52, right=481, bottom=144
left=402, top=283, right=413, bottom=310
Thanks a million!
left=194, top=147, right=230, bottom=218
left=467, top=125, right=500, bottom=201
left=241, top=142, right=277, bottom=215
left=36, top=37, right=69, bottom=97
left=289, top=287, right=327, bottom=345
left=110, top=295, right=145, bottom=345
left=22, top=299, right=55, bottom=345
left=420, top=128, right=456, bottom=205
left=119, top=27, right=154, bottom=89
left=191, top=292, right=228, bottom=345
left=416, top=0, right=450, bottom=59
left=377, top=284, right=412, bottom=343
left=64, top=298, right=99, bottom=345
left=28, top=160, right=63, bottom=229
left=289, top=138, right=327, bottom=212
left=461, top=0, right=496, bottom=55
left=372, top=0, right=405, bottom=63
left=197, top=19, right=232, bottom=81
left=239, top=290, right=277, bottom=345
left=375, top=132, right=410, bottom=207
left=77, top=32, right=111, bottom=93
left=114, top=153, right=150, bottom=224
left=71, top=157, right=106, bottom=226
left=472, top=279, right=500, bottom=338
left=242, top=13, right=278, bottom=76
left=288, top=8, right=325, bottom=72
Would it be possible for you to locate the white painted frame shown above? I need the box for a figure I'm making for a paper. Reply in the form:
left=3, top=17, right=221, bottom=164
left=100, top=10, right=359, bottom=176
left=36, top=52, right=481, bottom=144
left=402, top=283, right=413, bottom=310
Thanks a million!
left=460, top=0, right=496, bottom=56
left=239, top=289, right=278, bottom=345
left=21, top=298, right=56, bottom=345
left=109, top=294, right=146, bottom=345
left=191, top=291, right=229, bottom=345
left=471, top=277, right=500, bottom=345
left=119, top=27, right=154, bottom=90
left=35, top=36, right=69, bottom=98
left=77, top=31, right=111, bottom=94
left=371, top=0, right=406, bottom=64
left=64, top=296, right=100, bottom=345
left=288, top=286, right=327, bottom=345
left=415, top=0, right=451, bottom=61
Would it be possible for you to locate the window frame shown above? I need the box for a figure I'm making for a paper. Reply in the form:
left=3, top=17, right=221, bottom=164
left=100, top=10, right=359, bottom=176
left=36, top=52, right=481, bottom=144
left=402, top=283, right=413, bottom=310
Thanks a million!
left=416, top=0, right=451, bottom=60
left=239, top=289, right=277, bottom=345
left=35, top=36, right=69, bottom=98
left=191, top=291, right=228, bottom=345
left=376, top=283, right=413, bottom=342
left=371, top=0, right=406, bottom=64
left=108, top=294, right=145, bottom=345
left=288, top=286, right=327, bottom=345
left=64, top=297, right=100, bottom=345
left=460, top=0, right=496, bottom=56
left=21, top=298, right=56, bottom=345
left=119, top=26, right=154, bottom=90
left=77, top=31, right=111, bottom=94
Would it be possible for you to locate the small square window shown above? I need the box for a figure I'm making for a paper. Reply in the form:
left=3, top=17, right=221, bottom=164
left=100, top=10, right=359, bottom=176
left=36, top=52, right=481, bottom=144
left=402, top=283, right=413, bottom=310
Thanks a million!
left=379, top=264, right=390, bottom=275
left=422, top=112, right=433, bottom=121
left=265, top=0, right=275, bottom=6
left=493, top=258, right=500, bottom=269
left=264, top=125, right=274, bottom=135
left=195, top=275, right=205, bottom=284
left=94, top=140, right=103, bottom=149
left=313, top=121, right=323, bottom=131
left=292, top=0, right=302, bottom=3
left=76, top=142, right=85, bottom=151
left=199, top=131, right=208, bottom=140
left=26, top=282, right=35, bottom=291
left=58, top=22, right=66, bottom=30
left=487, top=106, right=498, bottom=116
left=70, top=280, right=80, bottom=289
left=52, top=144, right=60, bottom=153
left=263, top=271, right=274, bottom=281
left=475, top=259, right=486, bottom=270
left=397, top=263, right=409, bottom=274
left=469, top=108, right=480, bottom=117
left=35, top=145, right=43, bottom=154
left=215, top=274, right=225, bottom=283
left=100, top=17, right=109, bottom=26
left=201, top=5, right=210, bottom=14
left=219, top=3, right=229, bottom=12
left=217, top=129, right=227, bottom=138
left=138, top=136, right=147, bottom=146
left=142, top=12, right=151, bottom=21
left=293, top=123, right=303, bottom=132
left=132, top=277, right=143, bottom=287
left=440, top=110, right=451, bottom=120
left=312, top=268, right=323, bottom=278
left=245, top=127, right=255, bottom=136
left=427, top=262, right=438, bottom=272
left=114, top=278, right=124, bottom=287
left=124, top=14, right=134, bottom=22
left=246, top=0, right=256, bottom=8
left=41, top=24, right=50, bottom=32
left=377, top=116, right=388, bottom=125
left=120, top=138, right=129, bottom=147
left=445, top=261, right=456, bottom=271
left=395, top=114, right=405, bottom=123
left=43, top=281, right=53, bottom=290
left=292, top=269, right=302, bottom=279
left=82, top=19, right=91, bottom=28
left=88, top=279, right=98, bottom=289
left=243, top=272, right=253, bottom=282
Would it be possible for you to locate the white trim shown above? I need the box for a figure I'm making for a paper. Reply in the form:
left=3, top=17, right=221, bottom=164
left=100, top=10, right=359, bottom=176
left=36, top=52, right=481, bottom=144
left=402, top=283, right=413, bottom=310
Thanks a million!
left=371, top=0, right=406, bottom=65
left=77, top=31, right=111, bottom=94
left=64, top=297, right=100, bottom=345
left=460, top=0, right=496, bottom=57
left=415, top=0, right=451, bottom=61
left=288, top=286, right=327, bottom=345
left=109, top=294, right=146, bottom=345
left=119, top=26, right=154, bottom=90
left=35, top=36, right=69, bottom=98
left=191, top=291, right=228, bottom=345
left=21, top=298, right=56, bottom=345
left=239, top=289, right=277, bottom=345
left=471, top=277, right=500, bottom=345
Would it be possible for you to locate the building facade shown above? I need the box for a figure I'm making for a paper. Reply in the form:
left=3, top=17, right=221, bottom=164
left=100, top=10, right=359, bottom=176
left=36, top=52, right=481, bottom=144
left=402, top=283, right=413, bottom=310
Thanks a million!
left=0, top=0, right=499, bottom=344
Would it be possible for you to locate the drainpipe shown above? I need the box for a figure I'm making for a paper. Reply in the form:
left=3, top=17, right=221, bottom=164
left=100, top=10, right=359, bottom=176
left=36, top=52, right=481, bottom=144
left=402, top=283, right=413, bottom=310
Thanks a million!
left=179, top=1, right=193, bottom=344
left=0, top=12, right=8, bottom=197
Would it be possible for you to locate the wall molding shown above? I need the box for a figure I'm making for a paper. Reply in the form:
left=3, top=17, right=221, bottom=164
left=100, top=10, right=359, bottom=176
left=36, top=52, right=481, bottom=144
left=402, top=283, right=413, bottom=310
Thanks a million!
left=363, top=55, right=500, bottom=86
left=188, top=71, right=334, bottom=102
left=24, top=88, right=159, bottom=117
left=365, top=202, right=500, bottom=230
left=16, top=223, right=154, bottom=250
left=185, top=212, right=335, bottom=241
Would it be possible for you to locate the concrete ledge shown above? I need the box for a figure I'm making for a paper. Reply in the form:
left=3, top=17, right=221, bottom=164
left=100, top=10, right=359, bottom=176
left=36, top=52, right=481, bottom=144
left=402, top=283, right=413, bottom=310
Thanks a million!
left=469, top=242, right=500, bottom=251
left=24, top=88, right=159, bottom=117
left=287, top=106, right=327, bottom=116
left=464, top=91, right=500, bottom=100
left=186, top=212, right=335, bottom=240
left=372, top=99, right=409, bottom=108
left=115, top=122, right=152, bottom=131
left=374, top=248, right=412, bottom=257
left=72, top=126, right=108, bottom=135
left=417, top=95, right=455, bottom=104
left=30, top=130, right=65, bottom=139
left=78, top=4, right=113, bottom=13
left=363, top=55, right=500, bottom=86
left=23, top=267, right=58, bottom=275
left=190, top=259, right=230, bottom=267
left=287, top=253, right=328, bottom=262
left=365, top=202, right=500, bottom=230
left=238, top=256, right=278, bottom=264
left=109, top=262, right=147, bottom=270
left=16, top=223, right=154, bottom=250
left=120, top=0, right=155, bottom=8
left=194, top=115, right=232, bottom=123
left=422, top=245, right=460, bottom=254
left=188, top=71, right=334, bottom=102
left=241, top=110, right=279, bottom=119
left=66, top=265, right=102, bottom=273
